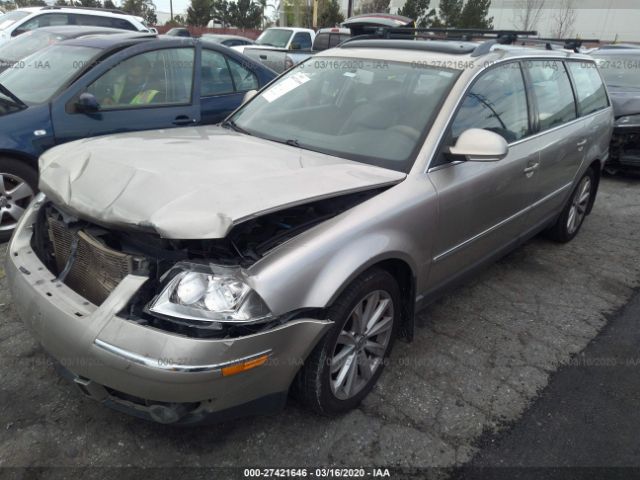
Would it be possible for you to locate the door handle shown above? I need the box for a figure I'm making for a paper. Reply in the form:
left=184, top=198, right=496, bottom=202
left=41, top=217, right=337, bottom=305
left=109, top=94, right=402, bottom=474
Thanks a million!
left=173, top=115, right=194, bottom=126
left=576, top=139, right=588, bottom=149
left=524, top=162, right=540, bottom=175
left=260, top=54, right=267, bottom=59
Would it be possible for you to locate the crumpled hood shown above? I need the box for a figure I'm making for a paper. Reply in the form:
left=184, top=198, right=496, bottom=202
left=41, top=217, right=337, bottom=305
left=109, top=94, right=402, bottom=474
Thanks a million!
left=39, top=126, right=406, bottom=239
left=608, top=87, right=640, bottom=118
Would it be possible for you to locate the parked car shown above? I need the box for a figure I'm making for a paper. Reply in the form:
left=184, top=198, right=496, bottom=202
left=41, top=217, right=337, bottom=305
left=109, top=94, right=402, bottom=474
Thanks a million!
left=235, top=27, right=315, bottom=73
left=592, top=48, right=640, bottom=172
left=242, top=15, right=414, bottom=73
left=0, top=25, right=126, bottom=73
left=165, top=27, right=190, bottom=37
left=6, top=36, right=612, bottom=424
left=201, top=33, right=254, bottom=47
left=0, top=6, right=150, bottom=44
left=0, top=32, right=275, bottom=241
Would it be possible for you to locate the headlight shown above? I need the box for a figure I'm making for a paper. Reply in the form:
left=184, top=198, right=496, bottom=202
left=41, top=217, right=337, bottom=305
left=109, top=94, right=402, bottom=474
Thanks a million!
left=615, top=115, right=640, bottom=127
left=147, top=263, right=272, bottom=325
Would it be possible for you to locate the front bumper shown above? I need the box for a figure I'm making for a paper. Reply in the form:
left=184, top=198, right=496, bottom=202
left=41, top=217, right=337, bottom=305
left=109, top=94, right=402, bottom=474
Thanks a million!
left=6, top=201, right=332, bottom=423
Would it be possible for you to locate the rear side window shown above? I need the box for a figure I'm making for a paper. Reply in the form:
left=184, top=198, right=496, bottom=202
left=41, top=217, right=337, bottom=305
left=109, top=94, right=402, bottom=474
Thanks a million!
left=566, top=61, right=609, bottom=115
left=524, top=60, right=577, bottom=131
left=313, top=33, right=329, bottom=51
left=451, top=62, right=530, bottom=143
left=330, top=33, right=350, bottom=47
left=292, top=32, right=312, bottom=49
left=74, top=14, right=138, bottom=31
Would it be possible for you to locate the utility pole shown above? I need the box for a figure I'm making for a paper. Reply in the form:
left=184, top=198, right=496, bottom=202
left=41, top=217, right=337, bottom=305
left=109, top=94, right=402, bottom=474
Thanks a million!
left=170, top=0, right=173, bottom=21
left=312, top=0, right=318, bottom=28
left=347, top=0, right=352, bottom=18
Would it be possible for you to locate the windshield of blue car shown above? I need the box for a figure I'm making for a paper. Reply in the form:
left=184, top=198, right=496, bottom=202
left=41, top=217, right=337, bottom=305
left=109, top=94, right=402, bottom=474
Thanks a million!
left=0, top=30, right=62, bottom=63
left=229, top=57, right=459, bottom=172
left=0, top=44, right=99, bottom=105
left=255, top=29, right=292, bottom=48
left=0, top=10, right=30, bottom=30
left=593, top=54, right=640, bottom=89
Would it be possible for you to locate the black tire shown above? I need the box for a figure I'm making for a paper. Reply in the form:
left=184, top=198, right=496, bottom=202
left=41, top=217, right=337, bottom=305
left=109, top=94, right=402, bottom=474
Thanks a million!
left=546, top=168, right=596, bottom=243
left=294, top=268, right=401, bottom=415
left=0, top=157, right=38, bottom=243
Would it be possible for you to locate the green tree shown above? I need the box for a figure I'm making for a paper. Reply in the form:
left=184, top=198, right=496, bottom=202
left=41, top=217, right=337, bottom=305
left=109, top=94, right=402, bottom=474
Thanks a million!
left=212, top=0, right=232, bottom=27
left=15, top=0, right=46, bottom=6
left=229, top=0, right=262, bottom=28
left=458, top=0, right=493, bottom=29
left=103, top=0, right=118, bottom=9
left=121, top=0, right=157, bottom=24
left=398, top=0, right=435, bottom=27
left=317, top=0, right=343, bottom=27
left=437, top=0, right=462, bottom=27
left=186, top=0, right=211, bottom=26
left=355, top=0, right=390, bottom=14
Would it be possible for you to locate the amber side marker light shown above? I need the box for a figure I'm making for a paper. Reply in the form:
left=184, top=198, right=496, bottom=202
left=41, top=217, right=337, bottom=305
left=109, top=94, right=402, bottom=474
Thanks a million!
left=221, top=354, right=270, bottom=377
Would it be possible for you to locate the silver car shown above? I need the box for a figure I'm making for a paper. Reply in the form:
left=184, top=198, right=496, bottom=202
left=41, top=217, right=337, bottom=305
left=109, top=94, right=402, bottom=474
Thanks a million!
left=6, top=38, right=613, bottom=424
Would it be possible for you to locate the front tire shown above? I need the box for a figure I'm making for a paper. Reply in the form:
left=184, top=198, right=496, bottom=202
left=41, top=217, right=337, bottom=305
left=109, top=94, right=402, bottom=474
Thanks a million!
left=294, top=268, right=400, bottom=415
left=0, top=158, right=37, bottom=243
left=546, top=168, right=595, bottom=243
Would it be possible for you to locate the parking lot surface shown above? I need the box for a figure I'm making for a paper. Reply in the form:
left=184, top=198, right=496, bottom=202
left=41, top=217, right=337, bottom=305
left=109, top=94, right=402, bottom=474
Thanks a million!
left=0, top=176, right=639, bottom=469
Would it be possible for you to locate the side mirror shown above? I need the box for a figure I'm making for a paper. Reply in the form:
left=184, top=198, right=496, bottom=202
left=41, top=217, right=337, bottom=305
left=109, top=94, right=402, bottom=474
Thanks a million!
left=290, top=42, right=301, bottom=50
left=448, top=128, right=508, bottom=162
left=242, top=89, right=257, bottom=104
left=12, top=28, right=26, bottom=37
left=76, top=92, right=100, bottom=114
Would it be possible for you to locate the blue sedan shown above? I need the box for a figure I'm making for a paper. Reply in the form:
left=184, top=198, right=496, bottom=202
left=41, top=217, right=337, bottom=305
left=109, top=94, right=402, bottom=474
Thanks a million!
left=0, top=32, right=276, bottom=240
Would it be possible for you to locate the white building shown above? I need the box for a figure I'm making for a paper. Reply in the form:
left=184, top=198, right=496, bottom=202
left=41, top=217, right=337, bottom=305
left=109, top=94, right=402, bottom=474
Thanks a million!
left=373, top=0, right=640, bottom=42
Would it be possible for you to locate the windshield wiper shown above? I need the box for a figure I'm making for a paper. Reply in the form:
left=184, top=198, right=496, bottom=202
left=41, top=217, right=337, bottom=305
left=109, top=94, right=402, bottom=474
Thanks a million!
left=285, top=139, right=300, bottom=147
left=221, top=119, right=251, bottom=136
left=0, top=83, right=25, bottom=108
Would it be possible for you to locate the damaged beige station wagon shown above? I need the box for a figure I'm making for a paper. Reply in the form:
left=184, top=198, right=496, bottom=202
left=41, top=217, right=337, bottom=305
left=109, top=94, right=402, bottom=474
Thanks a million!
left=6, top=34, right=613, bottom=424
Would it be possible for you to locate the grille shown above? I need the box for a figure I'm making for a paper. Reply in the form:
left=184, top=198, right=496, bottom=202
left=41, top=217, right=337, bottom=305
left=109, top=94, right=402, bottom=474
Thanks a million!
left=48, top=215, right=136, bottom=306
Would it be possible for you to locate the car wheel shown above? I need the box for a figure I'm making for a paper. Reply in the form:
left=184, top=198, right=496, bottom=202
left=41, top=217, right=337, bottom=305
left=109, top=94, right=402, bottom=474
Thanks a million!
left=0, top=158, right=37, bottom=243
left=294, top=268, right=400, bottom=415
left=547, top=168, right=595, bottom=243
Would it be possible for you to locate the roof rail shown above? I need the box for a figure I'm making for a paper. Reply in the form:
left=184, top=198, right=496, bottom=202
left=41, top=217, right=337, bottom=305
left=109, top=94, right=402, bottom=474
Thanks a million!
left=41, top=5, right=129, bottom=15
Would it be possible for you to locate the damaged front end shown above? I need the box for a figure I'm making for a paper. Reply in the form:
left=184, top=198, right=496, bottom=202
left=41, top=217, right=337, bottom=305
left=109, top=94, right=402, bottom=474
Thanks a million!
left=609, top=117, right=640, bottom=172
left=31, top=187, right=386, bottom=339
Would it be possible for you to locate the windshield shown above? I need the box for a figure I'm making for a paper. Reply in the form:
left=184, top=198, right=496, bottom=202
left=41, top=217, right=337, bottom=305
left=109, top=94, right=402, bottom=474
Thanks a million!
left=230, top=57, right=459, bottom=172
left=0, top=44, right=100, bottom=104
left=593, top=55, right=640, bottom=89
left=255, top=29, right=292, bottom=48
left=0, top=30, right=61, bottom=63
left=0, top=10, right=29, bottom=30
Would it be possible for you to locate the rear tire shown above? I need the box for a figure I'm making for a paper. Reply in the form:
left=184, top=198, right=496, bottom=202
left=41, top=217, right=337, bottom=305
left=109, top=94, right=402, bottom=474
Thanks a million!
left=0, top=158, right=37, bottom=243
left=546, top=168, right=595, bottom=243
left=294, top=268, right=400, bottom=415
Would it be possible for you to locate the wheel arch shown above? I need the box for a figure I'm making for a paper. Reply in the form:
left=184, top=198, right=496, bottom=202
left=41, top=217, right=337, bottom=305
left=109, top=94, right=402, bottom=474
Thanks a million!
left=326, top=254, right=417, bottom=343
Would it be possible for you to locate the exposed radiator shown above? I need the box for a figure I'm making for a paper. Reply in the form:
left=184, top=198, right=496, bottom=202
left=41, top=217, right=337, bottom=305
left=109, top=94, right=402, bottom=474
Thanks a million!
left=48, top=215, right=135, bottom=306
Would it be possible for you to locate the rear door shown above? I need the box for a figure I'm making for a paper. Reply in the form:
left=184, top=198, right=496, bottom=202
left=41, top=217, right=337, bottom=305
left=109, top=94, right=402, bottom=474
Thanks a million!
left=427, top=61, right=539, bottom=290
left=200, top=48, right=260, bottom=124
left=50, top=41, right=200, bottom=144
left=520, top=59, right=585, bottom=230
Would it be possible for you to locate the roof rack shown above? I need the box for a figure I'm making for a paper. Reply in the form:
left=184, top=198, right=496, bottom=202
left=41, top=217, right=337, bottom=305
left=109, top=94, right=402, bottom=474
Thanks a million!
left=339, top=28, right=538, bottom=56
left=531, top=37, right=600, bottom=52
left=41, top=5, right=129, bottom=15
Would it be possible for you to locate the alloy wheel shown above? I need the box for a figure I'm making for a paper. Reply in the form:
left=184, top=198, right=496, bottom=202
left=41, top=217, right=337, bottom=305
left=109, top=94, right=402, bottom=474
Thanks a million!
left=330, top=290, right=394, bottom=400
left=566, top=176, right=591, bottom=236
left=0, top=173, right=34, bottom=233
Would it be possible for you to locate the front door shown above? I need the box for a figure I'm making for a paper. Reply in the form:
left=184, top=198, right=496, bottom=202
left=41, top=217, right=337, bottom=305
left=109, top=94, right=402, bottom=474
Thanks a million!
left=426, top=61, right=539, bottom=291
left=51, top=43, right=200, bottom=144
